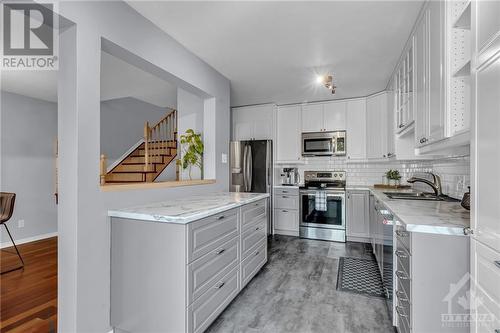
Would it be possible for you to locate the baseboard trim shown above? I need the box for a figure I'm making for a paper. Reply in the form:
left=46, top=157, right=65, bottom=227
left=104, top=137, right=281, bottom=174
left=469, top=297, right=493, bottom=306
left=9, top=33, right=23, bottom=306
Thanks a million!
left=0, top=231, right=58, bottom=249
left=274, top=229, right=299, bottom=237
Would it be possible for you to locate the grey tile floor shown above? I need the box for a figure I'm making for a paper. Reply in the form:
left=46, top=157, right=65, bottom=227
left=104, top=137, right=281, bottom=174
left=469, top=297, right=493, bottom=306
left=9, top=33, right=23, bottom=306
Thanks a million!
left=206, top=235, right=394, bottom=333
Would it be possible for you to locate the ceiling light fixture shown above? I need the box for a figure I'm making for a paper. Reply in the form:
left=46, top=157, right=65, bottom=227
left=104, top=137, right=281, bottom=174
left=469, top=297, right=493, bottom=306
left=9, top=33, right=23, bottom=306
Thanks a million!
left=316, top=74, right=336, bottom=94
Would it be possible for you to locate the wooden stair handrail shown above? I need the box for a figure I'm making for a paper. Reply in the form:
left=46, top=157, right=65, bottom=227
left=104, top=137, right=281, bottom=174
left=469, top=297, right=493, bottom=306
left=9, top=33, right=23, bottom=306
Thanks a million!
left=143, top=109, right=177, bottom=173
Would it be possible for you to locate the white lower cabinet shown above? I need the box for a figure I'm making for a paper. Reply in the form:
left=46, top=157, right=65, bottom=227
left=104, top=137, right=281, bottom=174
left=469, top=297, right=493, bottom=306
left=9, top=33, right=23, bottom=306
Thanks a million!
left=346, top=190, right=370, bottom=241
left=110, top=199, right=268, bottom=333
left=394, top=224, right=469, bottom=333
left=470, top=239, right=500, bottom=333
left=273, top=187, right=299, bottom=236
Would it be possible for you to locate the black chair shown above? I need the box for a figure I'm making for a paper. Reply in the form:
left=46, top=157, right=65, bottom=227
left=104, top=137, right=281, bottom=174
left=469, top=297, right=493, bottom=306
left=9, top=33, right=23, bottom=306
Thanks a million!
left=1, top=192, right=24, bottom=274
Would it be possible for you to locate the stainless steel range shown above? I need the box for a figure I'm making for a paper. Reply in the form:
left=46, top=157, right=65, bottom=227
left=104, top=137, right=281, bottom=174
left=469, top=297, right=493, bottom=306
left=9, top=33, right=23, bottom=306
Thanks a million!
left=299, top=171, right=346, bottom=242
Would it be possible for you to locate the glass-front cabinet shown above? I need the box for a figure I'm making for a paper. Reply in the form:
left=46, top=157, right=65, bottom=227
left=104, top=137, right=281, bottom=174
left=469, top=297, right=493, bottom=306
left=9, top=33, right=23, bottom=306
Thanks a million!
left=395, top=38, right=415, bottom=134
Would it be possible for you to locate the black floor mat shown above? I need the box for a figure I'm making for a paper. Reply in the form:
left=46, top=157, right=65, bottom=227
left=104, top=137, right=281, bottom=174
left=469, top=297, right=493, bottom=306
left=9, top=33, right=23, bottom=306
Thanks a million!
left=336, top=256, right=386, bottom=298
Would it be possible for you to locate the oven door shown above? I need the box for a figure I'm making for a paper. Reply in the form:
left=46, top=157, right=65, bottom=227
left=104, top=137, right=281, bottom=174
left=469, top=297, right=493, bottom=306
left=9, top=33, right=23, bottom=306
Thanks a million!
left=302, top=133, right=334, bottom=156
left=299, top=190, right=345, bottom=229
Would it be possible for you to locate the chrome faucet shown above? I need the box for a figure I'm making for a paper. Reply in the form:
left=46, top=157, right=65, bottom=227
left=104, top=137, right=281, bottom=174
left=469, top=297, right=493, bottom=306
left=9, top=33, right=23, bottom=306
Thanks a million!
left=407, top=173, right=443, bottom=197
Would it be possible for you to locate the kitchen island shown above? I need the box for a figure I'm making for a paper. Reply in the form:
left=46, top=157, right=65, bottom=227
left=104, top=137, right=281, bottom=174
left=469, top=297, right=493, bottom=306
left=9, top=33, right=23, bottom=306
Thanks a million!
left=109, top=192, right=269, bottom=333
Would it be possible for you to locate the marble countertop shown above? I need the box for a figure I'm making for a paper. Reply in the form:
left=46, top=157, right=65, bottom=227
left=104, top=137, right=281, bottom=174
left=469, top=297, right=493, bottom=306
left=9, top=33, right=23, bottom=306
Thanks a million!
left=368, top=187, right=470, bottom=236
left=108, top=192, right=269, bottom=224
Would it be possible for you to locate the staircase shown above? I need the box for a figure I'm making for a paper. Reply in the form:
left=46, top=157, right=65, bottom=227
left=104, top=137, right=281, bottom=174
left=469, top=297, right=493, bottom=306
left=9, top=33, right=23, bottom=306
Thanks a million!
left=100, top=109, right=177, bottom=184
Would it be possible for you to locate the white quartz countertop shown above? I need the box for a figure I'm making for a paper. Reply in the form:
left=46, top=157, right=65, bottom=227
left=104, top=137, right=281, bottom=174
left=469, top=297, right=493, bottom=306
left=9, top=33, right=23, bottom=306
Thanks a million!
left=108, top=192, right=269, bottom=224
left=368, top=187, right=470, bottom=236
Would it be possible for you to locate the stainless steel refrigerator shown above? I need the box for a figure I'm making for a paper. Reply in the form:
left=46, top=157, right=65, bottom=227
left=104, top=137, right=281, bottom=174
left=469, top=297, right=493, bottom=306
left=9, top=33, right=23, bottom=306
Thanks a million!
left=230, top=140, right=273, bottom=233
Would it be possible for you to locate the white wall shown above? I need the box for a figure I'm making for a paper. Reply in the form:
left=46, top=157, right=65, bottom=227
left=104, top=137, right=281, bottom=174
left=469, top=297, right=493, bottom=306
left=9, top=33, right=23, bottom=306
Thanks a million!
left=0, top=91, right=57, bottom=244
left=100, top=97, right=172, bottom=165
left=177, top=87, right=204, bottom=180
left=57, top=2, right=230, bottom=332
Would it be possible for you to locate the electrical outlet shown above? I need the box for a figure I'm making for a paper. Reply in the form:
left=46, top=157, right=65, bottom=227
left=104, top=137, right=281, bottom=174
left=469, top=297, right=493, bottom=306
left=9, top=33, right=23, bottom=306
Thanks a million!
left=18, top=219, right=24, bottom=228
left=221, top=153, right=228, bottom=164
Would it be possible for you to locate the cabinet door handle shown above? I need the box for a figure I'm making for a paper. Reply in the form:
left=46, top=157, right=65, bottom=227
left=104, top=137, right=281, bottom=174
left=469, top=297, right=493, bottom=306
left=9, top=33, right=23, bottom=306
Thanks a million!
left=282, top=191, right=288, bottom=193
left=396, top=271, right=410, bottom=280
left=255, top=226, right=260, bottom=231
left=396, top=306, right=408, bottom=318
left=282, top=195, right=289, bottom=198
left=214, top=281, right=225, bottom=289
left=255, top=251, right=260, bottom=256
left=282, top=210, right=288, bottom=213
left=396, top=230, right=409, bottom=237
left=396, top=290, right=409, bottom=302
left=463, top=227, right=473, bottom=235
left=395, top=250, right=409, bottom=258
left=214, top=248, right=225, bottom=255
left=216, top=215, right=225, bottom=220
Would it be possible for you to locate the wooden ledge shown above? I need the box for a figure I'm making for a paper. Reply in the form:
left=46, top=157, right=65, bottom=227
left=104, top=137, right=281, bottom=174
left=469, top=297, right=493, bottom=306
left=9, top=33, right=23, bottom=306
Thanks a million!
left=100, top=179, right=216, bottom=192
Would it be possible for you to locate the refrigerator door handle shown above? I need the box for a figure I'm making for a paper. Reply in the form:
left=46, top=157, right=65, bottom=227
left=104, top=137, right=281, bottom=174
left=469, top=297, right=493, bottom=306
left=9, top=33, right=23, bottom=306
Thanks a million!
left=247, top=145, right=253, bottom=192
left=242, top=144, right=248, bottom=192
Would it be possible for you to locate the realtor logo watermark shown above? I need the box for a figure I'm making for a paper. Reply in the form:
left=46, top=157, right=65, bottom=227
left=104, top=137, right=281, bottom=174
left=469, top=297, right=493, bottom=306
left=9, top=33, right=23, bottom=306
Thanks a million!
left=441, top=273, right=496, bottom=328
left=1, top=2, right=58, bottom=70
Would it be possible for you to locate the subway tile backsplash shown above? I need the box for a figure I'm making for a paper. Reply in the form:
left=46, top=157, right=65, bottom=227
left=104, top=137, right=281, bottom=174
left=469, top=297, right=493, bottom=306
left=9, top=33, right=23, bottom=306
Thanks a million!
left=275, top=156, right=470, bottom=199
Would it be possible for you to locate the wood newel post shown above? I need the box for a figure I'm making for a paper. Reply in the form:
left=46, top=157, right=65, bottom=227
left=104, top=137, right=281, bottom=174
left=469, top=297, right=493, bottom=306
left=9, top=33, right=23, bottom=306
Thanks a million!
left=144, top=121, right=150, bottom=171
left=100, top=154, right=107, bottom=185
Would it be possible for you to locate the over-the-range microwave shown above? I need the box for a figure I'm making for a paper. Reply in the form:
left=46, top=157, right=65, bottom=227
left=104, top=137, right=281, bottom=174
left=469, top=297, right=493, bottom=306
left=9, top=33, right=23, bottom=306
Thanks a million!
left=301, top=131, right=346, bottom=157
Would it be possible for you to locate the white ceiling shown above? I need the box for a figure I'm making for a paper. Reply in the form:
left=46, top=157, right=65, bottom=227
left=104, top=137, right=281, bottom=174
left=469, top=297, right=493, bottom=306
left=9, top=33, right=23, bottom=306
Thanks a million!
left=128, top=1, right=424, bottom=106
left=1, top=51, right=178, bottom=108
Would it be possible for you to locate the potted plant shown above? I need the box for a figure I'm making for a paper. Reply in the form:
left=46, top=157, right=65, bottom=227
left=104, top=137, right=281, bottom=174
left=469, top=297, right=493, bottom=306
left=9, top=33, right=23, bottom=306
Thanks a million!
left=177, top=129, right=204, bottom=180
left=386, top=169, right=401, bottom=186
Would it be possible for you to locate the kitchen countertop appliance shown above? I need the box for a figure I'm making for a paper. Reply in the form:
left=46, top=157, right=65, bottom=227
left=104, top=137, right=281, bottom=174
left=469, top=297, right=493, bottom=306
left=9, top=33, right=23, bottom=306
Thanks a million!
left=301, top=131, right=346, bottom=157
left=299, top=171, right=346, bottom=242
left=281, top=167, right=300, bottom=186
left=230, top=140, right=273, bottom=234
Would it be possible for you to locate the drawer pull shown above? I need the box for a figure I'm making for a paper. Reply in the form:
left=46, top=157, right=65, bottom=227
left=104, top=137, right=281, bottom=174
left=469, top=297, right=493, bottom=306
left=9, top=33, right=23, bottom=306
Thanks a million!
left=395, top=250, right=409, bottom=258
left=396, top=271, right=410, bottom=280
left=216, top=215, right=225, bottom=220
left=396, top=306, right=408, bottom=318
left=282, top=195, right=289, bottom=198
left=282, top=210, right=288, bottom=213
left=396, top=291, right=409, bottom=302
left=255, top=251, right=260, bottom=256
left=255, top=227, right=260, bottom=231
left=495, top=261, right=500, bottom=269
left=214, top=248, right=225, bottom=255
left=396, top=230, right=409, bottom=237
left=214, top=282, right=225, bottom=289
left=255, top=202, right=260, bottom=206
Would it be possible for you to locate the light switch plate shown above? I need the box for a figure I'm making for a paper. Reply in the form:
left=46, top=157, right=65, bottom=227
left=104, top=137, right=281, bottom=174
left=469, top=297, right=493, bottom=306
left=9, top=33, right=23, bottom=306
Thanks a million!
left=221, top=153, right=228, bottom=164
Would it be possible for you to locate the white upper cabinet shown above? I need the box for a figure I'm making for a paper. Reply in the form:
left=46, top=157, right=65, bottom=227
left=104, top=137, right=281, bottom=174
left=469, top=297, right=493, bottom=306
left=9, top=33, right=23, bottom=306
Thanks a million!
left=366, top=93, right=394, bottom=159
left=427, top=0, right=446, bottom=144
left=232, top=104, right=274, bottom=141
left=414, top=10, right=430, bottom=147
left=276, top=105, right=301, bottom=163
left=346, top=99, right=366, bottom=160
left=301, top=101, right=346, bottom=132
left=395, top=37, right=415, bottom=134
left=323, top=101, right=346, bottom=131
left=472, top=0, right=500, bottom=253
left=476, top=0, right=500, bottom=52
left=301, top=104, right=323, bottom=132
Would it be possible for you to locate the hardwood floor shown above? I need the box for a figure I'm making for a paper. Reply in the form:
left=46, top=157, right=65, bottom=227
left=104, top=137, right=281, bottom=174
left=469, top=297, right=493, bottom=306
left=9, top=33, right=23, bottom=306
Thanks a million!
left=0, top=237, right=57, bottom=333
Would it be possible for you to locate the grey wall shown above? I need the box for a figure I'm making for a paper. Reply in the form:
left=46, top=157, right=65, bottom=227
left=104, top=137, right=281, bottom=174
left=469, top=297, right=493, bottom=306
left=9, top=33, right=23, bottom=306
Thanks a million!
left=100, top=97, right=171, bottom=164
left=57, top=2, right=230, bottom=332
left=0, top=91, right=57, bottom=244
left=177, top=87, right=204, bottom=180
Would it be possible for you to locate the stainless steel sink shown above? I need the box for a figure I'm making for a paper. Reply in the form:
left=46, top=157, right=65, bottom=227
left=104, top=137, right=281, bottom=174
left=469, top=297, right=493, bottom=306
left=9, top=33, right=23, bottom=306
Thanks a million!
left=383, top=192, right=459, bottom=202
